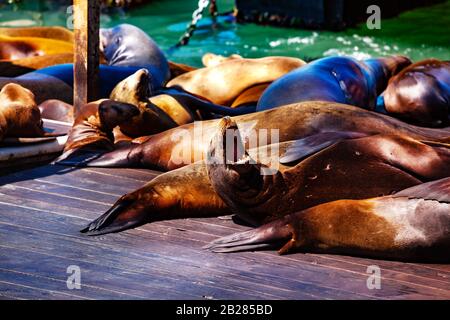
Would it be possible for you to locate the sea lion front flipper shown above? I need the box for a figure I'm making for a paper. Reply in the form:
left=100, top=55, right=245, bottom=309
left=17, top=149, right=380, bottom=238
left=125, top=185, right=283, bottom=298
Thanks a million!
left=279, top=131, right=368, bottom=164
left=392, top=177, right=450, bottom=203
left=81, top=195, right=147, bottom=235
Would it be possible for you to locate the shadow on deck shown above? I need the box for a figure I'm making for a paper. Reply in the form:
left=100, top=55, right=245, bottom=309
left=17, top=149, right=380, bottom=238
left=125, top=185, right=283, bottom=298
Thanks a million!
left=0, top=164, right=449, bottom=300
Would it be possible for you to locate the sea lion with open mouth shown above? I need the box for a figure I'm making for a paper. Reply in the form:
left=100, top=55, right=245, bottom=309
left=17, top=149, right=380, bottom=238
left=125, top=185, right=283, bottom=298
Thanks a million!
left=205, top=118, right=450, bottom=226
left=205, top=178, right=450, bottom=262
left=56, top=101, right=450, bottom=170
left=256, top=55, right=411, bottom=112
left=80, top=117, right=450, bottom=236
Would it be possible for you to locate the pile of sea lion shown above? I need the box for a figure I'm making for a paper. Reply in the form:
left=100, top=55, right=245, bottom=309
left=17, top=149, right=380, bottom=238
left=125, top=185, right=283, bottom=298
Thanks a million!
left=1, top=24, right=449, bottom=262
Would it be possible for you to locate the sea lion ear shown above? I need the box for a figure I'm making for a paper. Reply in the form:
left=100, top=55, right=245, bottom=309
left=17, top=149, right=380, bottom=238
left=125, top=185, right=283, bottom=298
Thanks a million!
left=279, top=131, right=368, bottom=164
left=392, top=177, right=450, bottom=203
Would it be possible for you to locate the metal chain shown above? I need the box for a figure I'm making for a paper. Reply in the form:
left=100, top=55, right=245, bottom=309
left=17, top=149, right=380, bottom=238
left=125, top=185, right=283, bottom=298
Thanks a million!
left=172, top=0, right=210, bottom=48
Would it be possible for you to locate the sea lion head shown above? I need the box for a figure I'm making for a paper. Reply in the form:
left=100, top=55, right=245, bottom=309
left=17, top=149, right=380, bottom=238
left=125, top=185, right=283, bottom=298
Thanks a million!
left=0, top=83, right=44, bottom=138
left=110, top=68, right=151, bottom=105
left=206, top=117, right=287, bottom=225
left=100, top=24, right=169, bottom=84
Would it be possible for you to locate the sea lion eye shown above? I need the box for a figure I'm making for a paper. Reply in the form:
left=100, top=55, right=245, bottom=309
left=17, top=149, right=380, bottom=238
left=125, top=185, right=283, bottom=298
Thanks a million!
left=115, top=36, right=122, bottom=45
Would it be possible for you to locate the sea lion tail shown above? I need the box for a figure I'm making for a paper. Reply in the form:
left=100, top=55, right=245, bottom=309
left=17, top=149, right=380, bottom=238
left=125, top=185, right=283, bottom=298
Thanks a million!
left=81, top=194, right=147, bottom=235
left=204, top=217, right=293, bottom=253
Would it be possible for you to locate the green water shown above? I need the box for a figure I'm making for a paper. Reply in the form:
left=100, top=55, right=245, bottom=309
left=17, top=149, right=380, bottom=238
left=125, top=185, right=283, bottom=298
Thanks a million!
left=1, top=0, right=449, bottom=66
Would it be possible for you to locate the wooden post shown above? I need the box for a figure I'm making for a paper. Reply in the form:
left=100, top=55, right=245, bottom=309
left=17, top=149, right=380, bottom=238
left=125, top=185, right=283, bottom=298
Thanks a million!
left=73, top=0, right=100, bottom=116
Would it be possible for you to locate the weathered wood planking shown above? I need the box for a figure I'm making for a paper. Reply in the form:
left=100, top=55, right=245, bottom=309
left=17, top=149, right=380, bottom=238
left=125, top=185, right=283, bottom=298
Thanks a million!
left=0, top=164, right=449, bottom=300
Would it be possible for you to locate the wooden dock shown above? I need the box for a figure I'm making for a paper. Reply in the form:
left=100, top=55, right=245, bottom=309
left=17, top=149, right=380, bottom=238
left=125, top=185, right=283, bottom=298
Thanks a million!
left=0, top=164, right=449, bottom=300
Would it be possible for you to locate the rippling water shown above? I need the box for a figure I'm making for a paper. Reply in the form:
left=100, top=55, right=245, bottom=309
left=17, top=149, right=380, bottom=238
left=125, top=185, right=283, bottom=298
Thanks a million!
left=1, top=0, right=449, bottom=66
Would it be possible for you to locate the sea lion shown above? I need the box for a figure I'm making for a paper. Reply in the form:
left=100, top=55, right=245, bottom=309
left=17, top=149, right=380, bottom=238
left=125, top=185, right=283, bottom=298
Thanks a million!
left=57, top=101, right=450, bottom=170
left=80, top=120, right=450, bottom=236
left=205, top=178, right=450, bottom=262
left=257, top=55, right=412, bottom=111
left=0, top=26, right=74, bottom=43
left=0, top=64, right=149, bottom=104
left=108, top=69, right=257, bottom=137
left=0, top=35, right=73, bottom=60
left=381, top=59, right=450, bottom=127
left=80, top=141, right=293, bottom=235
left=201, top=53, right=243, bottom=67
left=231, top=83, right=270, bottom=108
left=0, top=53, right=75, bottom=77
left=0, top=83, right=45, bottom=141
left=167, top=56, right=306, bottom=105
left=38, top=99, right=74, bottom=123
left=100, top=24, right=170, bottom=87
left=205, top=117, right=450, bottom=226
left=59, top=99, right=140, bottom=164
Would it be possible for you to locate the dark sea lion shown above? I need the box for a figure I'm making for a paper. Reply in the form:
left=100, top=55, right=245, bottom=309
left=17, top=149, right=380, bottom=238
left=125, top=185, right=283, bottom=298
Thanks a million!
left=206, top=118, right=450, bottom=226
left=257, top=55, right=412, bottom=111
left=57, top=99, right=139, bottom=164
left=100, top=24, right=170, bottom=87
left=59, top=101, right=450, bottom=170
left=0, top=64, right=149, bottom=104
left=38, top=99, right=74, bottom=123
left=0, top=35, right=73, bottom=60
left=0, top=26, right=74, bottom=43
left=0, top=83, right=45, bottom=140
left=382, top=59, right=450, bottom=127
left=167, top=56, right=306, bottom=105
left=205, top=178, right=450, bottom=262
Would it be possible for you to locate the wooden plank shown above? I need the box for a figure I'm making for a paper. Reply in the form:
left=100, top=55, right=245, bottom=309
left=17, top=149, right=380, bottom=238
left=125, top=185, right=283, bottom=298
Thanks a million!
left=1, top=198, right=448, bottom=299
left=73, top=0, right=100, bottom=115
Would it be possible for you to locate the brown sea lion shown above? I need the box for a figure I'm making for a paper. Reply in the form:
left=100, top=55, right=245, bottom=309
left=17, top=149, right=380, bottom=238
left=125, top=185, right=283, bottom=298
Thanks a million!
left=58, top=101, right=450, bottom=170
left=256, top=55, right=411, bottom=112
left=109, top=69, right=256, bottom=137
left=205, top=117, right=450, bottom=226
left=0, top=83, right=45, bottom=141
left=80, top=119, right=450, bottom=236
left=231, top=83, right=270, bottom=108
left=205, top=178, right=450, bottom=262
left=58, top=99, right=140, bottom=164
left=201, top=53, right=243, bottom=67
left=80, top=141, right=293, bottom=235
left=167, top=56, right=306, bottom=105
left=0, top=26, right=74, bottom=43
left=38, top=99, right=74, bottom=124
left=382, top=59, right=450, bottom=127
left=0, top=35, right=73, bottom=60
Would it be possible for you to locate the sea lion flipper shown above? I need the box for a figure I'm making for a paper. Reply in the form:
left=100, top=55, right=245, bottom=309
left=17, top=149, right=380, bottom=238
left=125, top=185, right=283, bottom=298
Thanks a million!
left=279, top=131, right=368, bottom=164
left=205, top=216, right=294, bottom=253
left=392, top=177, right=450, bottom=203
left=81, top=196, right=146, bottom=235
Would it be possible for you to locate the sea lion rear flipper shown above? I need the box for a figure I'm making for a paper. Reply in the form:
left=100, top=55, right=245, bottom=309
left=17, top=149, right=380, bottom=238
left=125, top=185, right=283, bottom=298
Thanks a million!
left=204, top=216, right=294, bottom=253
left=279, top=131, right=368, bottom=164
left=392, top=177, right=450, bottom=203
left=81, top=196, right=147, bottom=235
